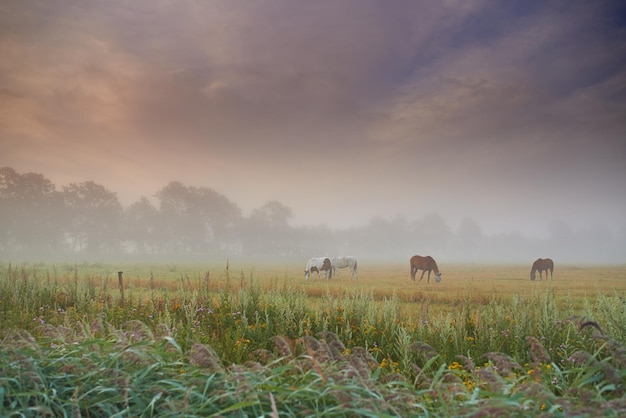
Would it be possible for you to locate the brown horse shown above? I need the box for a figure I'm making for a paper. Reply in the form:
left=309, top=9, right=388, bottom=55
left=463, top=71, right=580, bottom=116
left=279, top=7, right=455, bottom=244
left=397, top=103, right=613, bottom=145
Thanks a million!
left=410, top=255, right=441, bottom=283
left=530, top=258, right=554, bottom=280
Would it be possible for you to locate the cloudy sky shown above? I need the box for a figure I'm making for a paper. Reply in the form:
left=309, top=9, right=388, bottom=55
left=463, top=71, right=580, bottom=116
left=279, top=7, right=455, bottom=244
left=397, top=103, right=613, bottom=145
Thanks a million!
left=2, top=0, right=625, bottom=237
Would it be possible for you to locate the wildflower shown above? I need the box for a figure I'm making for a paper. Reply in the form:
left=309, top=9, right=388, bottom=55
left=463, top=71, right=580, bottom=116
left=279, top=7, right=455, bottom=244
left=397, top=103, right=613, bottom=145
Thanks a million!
left=369, top=344, right=382, bottom=354
left=448, top=361, right=463, bottom=371
left=235, top=337, right=251, bottom=348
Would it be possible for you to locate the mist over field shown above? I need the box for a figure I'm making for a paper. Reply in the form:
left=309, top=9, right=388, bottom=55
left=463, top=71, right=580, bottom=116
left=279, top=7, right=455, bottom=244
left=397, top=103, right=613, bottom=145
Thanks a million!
left=1, top=166, right=624, bottom=264
left=1, top=1, right=625, bottom=263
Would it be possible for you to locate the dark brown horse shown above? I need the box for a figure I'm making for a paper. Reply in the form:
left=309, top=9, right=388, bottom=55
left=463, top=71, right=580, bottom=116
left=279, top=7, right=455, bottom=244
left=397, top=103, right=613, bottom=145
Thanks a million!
left=410, top=255, right=441, bottom=283
left=530, top=258, right=554, bottom=280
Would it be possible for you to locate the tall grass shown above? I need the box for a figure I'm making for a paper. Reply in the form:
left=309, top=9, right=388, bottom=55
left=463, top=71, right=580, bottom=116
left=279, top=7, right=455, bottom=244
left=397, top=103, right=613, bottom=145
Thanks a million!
left=1, top=262, right=625, bottom=416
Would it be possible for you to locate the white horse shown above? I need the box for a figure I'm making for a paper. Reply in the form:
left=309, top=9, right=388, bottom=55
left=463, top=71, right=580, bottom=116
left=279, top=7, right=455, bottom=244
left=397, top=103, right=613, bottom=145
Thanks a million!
left=304, top=257, right=333, bottom=280
left=331, top=256, right=358, bottom=279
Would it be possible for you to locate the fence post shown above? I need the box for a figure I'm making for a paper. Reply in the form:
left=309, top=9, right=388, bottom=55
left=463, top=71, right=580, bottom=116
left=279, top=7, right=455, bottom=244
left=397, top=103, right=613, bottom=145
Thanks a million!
left=118, top=271, right=125, bottom=307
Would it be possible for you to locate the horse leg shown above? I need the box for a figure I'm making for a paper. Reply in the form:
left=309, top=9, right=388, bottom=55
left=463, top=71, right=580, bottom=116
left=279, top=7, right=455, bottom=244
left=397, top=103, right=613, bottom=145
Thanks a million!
left=419, top=270, right=426, bottom=282
left=427, top=270, right=431, bottom=283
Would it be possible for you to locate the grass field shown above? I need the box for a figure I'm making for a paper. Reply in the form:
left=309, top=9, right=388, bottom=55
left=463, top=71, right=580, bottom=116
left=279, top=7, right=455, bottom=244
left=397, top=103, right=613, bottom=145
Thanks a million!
left=1, top=261, right=625, bottom=416
left=103, top=260, right=626, bottom=317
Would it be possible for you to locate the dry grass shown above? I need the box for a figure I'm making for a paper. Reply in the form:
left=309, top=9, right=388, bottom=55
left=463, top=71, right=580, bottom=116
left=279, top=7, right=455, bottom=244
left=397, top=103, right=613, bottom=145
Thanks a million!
left=73, top=261, right=620, bottom=306
left=37, top=261, right=625, bottom=313
left=232, top=261, right=626, bottom=314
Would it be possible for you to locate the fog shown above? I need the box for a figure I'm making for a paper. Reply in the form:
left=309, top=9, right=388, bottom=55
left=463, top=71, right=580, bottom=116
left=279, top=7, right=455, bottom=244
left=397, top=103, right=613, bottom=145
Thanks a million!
left=1, top=167, right=624, bottom=266
left=2, top=2, right=625, bottom=260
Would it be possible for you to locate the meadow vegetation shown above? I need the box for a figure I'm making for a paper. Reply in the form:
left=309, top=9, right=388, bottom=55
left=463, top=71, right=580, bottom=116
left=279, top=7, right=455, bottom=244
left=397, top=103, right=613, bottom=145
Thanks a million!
left=1, top=261, right=625, bottom=416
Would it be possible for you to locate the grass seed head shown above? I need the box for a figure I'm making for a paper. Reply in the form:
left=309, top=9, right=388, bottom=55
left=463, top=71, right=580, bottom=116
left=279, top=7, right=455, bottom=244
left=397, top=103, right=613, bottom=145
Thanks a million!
left=189, top=343, right=223, bottom=372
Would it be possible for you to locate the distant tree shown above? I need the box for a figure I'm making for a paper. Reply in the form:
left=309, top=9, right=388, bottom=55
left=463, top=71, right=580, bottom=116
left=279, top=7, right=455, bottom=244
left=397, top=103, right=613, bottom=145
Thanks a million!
left=123, top=196, right=160, bottom=255
left=191, top=185, right=242, bottom=253
left=252, top=201, right=293, bottom=228
left=245, top=201, right=294, bottom=255
left=63, top=181, right=123, bottom=255
left=154, top=182, right=194, bottom=254
left=0, top=167, right=66, bottom=257
left=155, top=182, right=242, bottom=255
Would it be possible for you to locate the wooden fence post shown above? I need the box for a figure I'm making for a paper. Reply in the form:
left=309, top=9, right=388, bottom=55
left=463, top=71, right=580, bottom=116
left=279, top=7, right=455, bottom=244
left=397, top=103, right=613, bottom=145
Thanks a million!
left=118, top=271, right=125, bottom=307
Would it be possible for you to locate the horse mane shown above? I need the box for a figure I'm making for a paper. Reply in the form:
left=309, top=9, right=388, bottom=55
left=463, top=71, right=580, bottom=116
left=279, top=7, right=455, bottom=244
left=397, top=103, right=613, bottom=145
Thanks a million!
left=431, top=258, right=440, bottom=274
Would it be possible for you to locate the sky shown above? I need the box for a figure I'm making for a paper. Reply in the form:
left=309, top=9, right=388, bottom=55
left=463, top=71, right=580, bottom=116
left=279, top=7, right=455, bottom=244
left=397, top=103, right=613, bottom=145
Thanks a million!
left=1, top=0, right=625, bottom=238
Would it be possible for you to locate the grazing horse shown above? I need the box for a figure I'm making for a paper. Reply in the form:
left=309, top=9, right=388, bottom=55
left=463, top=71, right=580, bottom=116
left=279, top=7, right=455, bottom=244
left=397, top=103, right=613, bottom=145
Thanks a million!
left=304, top=257, right=333, bottom=280
left=331, top=256, right=358, bottom=279
left=410, top=255, right=441, bottom=283
left=530, top=258, right=554, bottom=280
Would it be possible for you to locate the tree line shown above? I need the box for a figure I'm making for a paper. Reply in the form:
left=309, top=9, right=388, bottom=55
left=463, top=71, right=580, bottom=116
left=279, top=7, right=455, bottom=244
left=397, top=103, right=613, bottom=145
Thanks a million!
left=1, top=167, right=623, bottom=263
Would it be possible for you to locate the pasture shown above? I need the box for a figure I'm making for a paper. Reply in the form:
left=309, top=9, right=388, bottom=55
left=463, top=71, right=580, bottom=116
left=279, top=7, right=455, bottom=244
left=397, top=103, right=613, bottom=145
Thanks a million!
left=1, top=261, right=625, bottom=416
